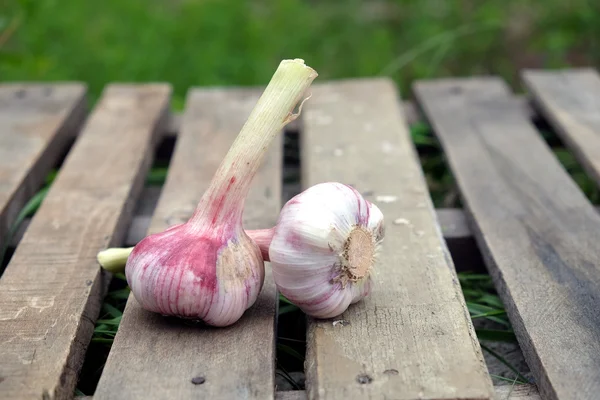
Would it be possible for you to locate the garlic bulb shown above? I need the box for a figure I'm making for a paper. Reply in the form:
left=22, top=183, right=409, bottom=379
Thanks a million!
left=269, top=182, right=384, bottom=319
left=126, top=221, right=265, bottom=326
left=124, top=59, right=318, bottom=327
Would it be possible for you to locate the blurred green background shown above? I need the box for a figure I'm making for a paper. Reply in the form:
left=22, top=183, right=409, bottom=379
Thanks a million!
left=2, top=0, right=600, bottom=206
left=2, top=0, right=599, bottom=108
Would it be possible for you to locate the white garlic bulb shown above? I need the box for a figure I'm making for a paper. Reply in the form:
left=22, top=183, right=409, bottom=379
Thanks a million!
left=269, top=182, right=384, bottom=318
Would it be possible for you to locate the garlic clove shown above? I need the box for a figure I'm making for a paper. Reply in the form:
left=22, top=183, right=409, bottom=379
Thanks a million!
left=269, top=182, right=384, bottom=319
left=366, top=201, right=385, bottom=241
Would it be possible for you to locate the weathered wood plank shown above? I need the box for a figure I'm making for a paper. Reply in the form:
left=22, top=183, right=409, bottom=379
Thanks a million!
left=0, top=83, right=87, bottom=252
left=0, top=84, right=170, bottom=399
left=522, top=68, right=600, bottom=186
left=414, top=77, right=600, bottom=400
left=95, top=87, right=281, bottom=399
left=302, top=78, right=494, bottom=399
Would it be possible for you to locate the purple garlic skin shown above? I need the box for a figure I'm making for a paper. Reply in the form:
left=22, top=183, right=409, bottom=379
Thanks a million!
left=126, top=222, right=264, bottom=327
left=269, top=182, right=384, bottom=318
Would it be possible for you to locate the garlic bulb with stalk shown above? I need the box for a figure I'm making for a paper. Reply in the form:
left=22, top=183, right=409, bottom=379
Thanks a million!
left=269, top=182, right=384, bottom=318
left=124, top=59, right=317, bottom=327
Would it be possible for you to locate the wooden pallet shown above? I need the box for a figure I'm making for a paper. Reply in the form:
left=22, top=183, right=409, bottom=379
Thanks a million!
left=0, top=68, right=599, bottom=400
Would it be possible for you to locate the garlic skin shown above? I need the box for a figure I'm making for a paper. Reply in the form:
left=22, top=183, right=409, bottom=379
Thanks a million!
left=126, top=222, right=264, bottom=327
left=269, top=182, right=384, bottom=319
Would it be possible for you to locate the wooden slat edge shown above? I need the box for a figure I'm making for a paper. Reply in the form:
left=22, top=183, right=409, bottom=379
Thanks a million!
left=0, top=84, right=171, bottom=399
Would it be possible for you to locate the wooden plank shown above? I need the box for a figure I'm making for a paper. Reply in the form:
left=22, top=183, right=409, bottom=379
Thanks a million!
left=0, top=83, right=87, bottom=251
left=522, top=68, right=600, bottom=186
left=0, top=84, right=171, bottom=399
left=301, top=78, right=494, bottom=399
left=95, top=87, right=281, bottom=399
left=413, top=77, right=600, bottom=400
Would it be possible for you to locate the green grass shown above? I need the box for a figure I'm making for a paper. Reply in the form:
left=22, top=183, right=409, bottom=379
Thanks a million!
left=2, top=0, right=600, bottom=107
left=3, top=0, right=600, bottom=205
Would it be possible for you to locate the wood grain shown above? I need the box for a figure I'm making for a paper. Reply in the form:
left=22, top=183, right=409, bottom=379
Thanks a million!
left=522, top=68, right=600, bottom=185
left=0, top=83, right=87, bottom=251
left=95, top=87, right=282, bottom=399
left=302, top=78, right=494, bottom=399
left=414, top=77, right=600, bottom=400
left=0, top=84, right=170, bottom=400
